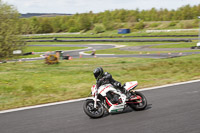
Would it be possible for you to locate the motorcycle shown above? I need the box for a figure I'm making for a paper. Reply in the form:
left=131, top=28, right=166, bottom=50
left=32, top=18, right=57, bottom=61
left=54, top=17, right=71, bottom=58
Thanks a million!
left=83, top=81, right=147, bottom=118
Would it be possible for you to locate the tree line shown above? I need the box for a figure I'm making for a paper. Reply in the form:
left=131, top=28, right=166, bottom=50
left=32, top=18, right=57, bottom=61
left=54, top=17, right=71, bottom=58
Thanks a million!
left=19, top=4, right=200, bottom=34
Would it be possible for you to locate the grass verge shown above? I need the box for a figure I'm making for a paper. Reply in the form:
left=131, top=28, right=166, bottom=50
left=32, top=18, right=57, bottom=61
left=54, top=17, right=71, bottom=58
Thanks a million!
left=0, top=55, right=200, bottom=110
left=151, top=41, right=198, bottom=48
left=27, top=41, right=174, bottom=46
left=86, top=48, right=200, bottom=55
left=24, top=46, right=86, bottom=52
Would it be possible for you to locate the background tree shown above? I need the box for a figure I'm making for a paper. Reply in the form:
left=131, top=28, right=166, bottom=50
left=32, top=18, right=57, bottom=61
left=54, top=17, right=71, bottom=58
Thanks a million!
left=103, top=10, right=115, bottom=30
left=93, top=24, right=105, bottom=34
left=60, top=16, right=69, bottom=31
left=77, top=14, right=93, bottom=31
left=29, top=17, right=40, bottom=34
left=0, top=0, right=26, bottom=59
left=51, top=16, right=62, bottom=33
left=66, top=18, right=80, bottom=32
left=38, top=18, right=53, bottom=33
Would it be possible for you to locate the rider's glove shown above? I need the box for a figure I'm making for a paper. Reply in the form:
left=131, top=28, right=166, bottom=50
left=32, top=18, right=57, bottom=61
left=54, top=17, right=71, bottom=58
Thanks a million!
left=114, top=82, right=121, bottom=87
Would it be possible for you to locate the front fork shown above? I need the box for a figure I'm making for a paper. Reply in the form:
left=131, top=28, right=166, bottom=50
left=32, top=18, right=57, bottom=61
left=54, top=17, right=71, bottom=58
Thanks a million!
left=93, top=90, right=107, bottom=111
left=94, top=90, right=98, bottom=109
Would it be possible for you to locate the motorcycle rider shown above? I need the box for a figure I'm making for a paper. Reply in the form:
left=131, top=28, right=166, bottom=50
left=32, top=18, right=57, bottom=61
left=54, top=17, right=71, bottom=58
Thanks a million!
left=93, top=67, right=131, bottom=101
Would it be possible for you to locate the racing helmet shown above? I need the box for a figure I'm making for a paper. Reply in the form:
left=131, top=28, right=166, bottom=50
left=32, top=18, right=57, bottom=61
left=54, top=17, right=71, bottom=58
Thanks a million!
left=93, top=67, right=104, bottom=80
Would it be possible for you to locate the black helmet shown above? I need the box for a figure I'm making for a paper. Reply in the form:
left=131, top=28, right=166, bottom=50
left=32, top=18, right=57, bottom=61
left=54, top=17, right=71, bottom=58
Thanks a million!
left=93, top=67, right=104, bottom=80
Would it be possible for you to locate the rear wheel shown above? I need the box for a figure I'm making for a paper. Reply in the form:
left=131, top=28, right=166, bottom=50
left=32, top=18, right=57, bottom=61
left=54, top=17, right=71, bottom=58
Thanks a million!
left=83, top=99, right=104, bottom=118
left=128, top=91, right=147, bottom=111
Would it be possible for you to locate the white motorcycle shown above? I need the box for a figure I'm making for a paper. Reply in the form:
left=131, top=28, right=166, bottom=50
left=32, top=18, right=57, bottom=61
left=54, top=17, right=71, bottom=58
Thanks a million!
left=83, top=81, right=147, bottom=118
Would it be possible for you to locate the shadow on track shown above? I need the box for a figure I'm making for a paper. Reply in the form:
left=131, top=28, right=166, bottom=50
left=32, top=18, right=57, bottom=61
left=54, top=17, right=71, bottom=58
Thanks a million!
left=92, top=104, right=152, bottom=119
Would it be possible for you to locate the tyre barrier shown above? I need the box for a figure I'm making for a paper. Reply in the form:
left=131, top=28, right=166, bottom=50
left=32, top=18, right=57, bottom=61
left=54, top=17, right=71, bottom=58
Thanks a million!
left=24, top=35, right=198, bottom=39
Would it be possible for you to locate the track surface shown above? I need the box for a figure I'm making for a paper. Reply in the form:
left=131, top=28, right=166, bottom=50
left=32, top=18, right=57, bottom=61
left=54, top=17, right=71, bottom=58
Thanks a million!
left=1, top=81, right=200, bottom=133
left=21, top=43, right=200, bottom=62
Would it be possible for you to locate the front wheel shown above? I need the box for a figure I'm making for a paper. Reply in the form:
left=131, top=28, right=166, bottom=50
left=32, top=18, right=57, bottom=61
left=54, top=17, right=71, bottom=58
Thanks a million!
left=128, top=91, right=147, bottom=111
left=83, top=99, right=104, bottom=118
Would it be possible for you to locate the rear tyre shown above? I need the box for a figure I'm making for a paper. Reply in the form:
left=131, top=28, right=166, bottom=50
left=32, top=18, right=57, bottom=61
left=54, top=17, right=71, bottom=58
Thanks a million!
left=128, top=91, right=147, bottom=111
left=83, top=99, right=104, bottom=118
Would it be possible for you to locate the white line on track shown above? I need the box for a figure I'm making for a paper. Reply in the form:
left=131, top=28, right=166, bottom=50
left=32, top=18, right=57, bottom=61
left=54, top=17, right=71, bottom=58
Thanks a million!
left=0, top=79, right=200, bottom=114
left=79, top=44, right=125, bottom=56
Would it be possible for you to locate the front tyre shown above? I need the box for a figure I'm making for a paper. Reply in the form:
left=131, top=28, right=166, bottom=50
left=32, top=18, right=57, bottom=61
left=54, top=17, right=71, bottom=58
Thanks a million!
left=128, top=91, right=147, bottom=111
left=83, top=99, right=104, bottom=118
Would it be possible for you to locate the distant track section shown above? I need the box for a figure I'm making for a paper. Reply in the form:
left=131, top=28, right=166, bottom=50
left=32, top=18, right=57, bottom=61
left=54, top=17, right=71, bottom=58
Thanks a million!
left=26, top=38, right=193, bottom=42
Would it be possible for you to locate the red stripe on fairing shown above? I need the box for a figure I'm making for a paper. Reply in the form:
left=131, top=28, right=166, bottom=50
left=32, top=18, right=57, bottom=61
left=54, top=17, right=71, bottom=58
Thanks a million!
left=92, top=85, right=96, bottom=92
left=105, top=97, right=112, bottom=107
left=100, top=85, right=111, bottom=94
left=127, top=83, right=138, bottom=91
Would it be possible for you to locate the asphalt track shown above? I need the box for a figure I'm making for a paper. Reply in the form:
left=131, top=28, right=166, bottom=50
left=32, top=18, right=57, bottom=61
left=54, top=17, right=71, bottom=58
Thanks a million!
left=19, top=43, right=200, bottom=62
left=0, top=81, right=200, bottom=133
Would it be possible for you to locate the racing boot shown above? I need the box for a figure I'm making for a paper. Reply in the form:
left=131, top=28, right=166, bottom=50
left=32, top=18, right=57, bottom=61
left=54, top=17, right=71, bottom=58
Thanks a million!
left=120, top=87, right=131, bottom=101
left=125, top=91, right=132, bottom=101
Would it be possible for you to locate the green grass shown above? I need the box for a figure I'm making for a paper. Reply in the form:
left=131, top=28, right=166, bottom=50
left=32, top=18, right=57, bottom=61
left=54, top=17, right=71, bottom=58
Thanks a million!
left=27, top=41, right=173, bottom=46
left=24, top=46, right=85, bottom=52
left=27, top=42, right=107, bottom=45
left=151, top=42, right=198, bottom=48
left=86, top=48, right=200, bottom=55
left=0, top=55, right=200, bottom=110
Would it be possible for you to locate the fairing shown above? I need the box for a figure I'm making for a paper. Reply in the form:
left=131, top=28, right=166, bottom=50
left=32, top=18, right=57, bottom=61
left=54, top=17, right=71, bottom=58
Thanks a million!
left=124, top=81, right=138, bottom=91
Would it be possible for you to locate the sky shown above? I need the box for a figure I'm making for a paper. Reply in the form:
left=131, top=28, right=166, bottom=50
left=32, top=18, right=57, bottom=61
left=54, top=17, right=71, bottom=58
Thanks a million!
left=2, top=0, right=200, bottom=14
